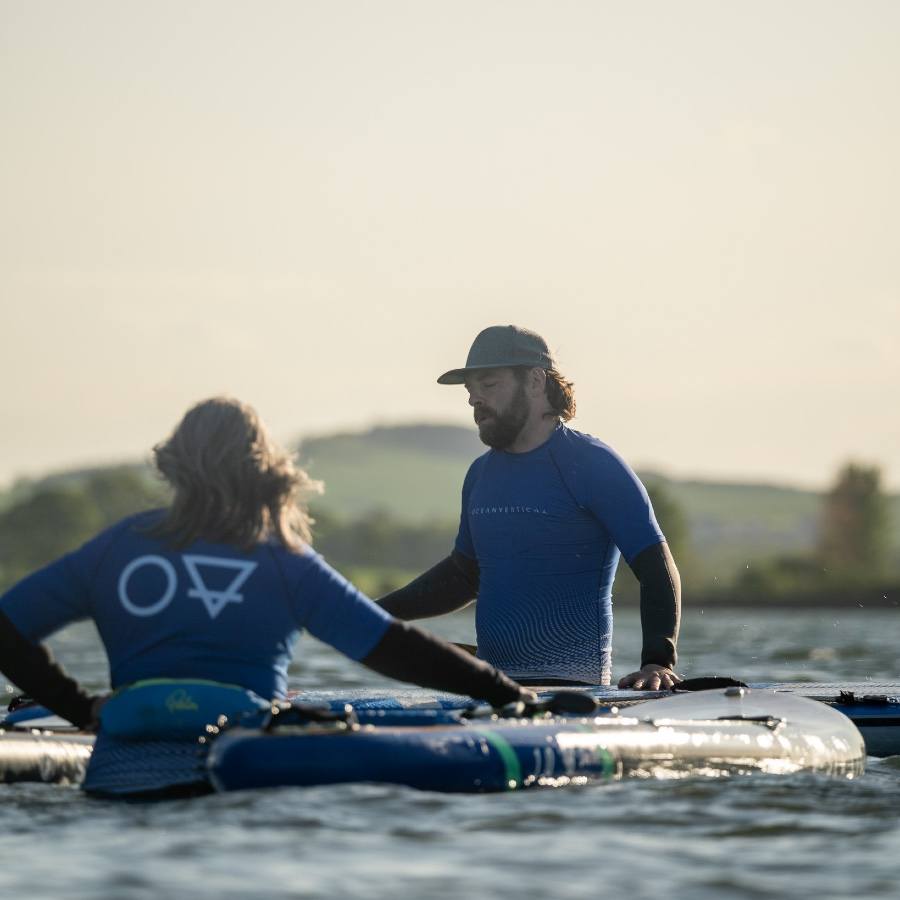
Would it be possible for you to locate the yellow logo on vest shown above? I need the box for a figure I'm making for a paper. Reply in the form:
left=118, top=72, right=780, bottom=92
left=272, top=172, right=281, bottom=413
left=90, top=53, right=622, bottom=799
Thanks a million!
left=165, top=688, right=200, bottom=713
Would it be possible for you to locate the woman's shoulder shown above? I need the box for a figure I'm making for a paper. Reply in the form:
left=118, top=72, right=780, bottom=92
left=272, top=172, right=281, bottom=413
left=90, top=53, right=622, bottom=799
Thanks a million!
left=98, top=508, right=168, bottom=545
left=121, top=508, right=167, bottom=529
left=263, top=540, right=320, bottom=565
left=72, top=508, right=165, bottom=546
left=61, top=509, right=169, bottom=578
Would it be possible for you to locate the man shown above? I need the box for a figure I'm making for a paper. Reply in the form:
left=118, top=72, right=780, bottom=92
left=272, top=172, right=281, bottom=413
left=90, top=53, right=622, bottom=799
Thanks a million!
left=378, top=325, right=681, bottom=690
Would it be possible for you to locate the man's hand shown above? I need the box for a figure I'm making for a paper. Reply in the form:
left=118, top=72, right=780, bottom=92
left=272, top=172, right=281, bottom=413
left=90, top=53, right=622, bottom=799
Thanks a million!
left=617, top=664, right=682, bottom=691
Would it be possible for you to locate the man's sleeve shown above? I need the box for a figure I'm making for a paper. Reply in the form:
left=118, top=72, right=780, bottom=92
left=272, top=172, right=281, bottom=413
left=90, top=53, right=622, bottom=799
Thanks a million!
left=376, top=458, right=482, bottom=620
left=577, top=442, right=679, bottom=670
left=377, top=551, right=479, bottom=620
left=580, top=444, right=665, bottom=564
left=630, top=542, right=681, bottom=670
left=453, top=459, right=479, bottom=559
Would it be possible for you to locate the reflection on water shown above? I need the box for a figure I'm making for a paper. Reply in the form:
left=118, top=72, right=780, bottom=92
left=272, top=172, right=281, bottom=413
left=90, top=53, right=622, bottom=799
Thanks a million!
left=3, top=608, right=899, bottom=900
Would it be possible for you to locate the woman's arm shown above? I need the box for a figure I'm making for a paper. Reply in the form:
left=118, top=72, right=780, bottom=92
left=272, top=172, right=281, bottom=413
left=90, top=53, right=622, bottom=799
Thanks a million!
left=0, top=611, right=98, bottom=728
left=360, top=619, right=526, bottom=707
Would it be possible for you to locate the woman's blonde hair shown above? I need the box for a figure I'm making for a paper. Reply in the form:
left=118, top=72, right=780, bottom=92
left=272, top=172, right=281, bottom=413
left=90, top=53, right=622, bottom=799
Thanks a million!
left=149, top=397, right=320, bottom=552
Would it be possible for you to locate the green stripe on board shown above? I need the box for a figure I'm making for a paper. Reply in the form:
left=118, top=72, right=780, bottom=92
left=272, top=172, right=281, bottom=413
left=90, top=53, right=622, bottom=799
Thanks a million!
left=573, top=724, right=618, bottom=779
left=594, top=747, right=617, bottom=778
left=474, top=730, right=523, bottom=790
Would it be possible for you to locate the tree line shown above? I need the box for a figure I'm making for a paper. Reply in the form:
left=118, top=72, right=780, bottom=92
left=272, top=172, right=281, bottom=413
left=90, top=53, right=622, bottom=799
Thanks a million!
left=0, top=461, right=894, bottom=602
left=733, top=462, right=894, bottom=598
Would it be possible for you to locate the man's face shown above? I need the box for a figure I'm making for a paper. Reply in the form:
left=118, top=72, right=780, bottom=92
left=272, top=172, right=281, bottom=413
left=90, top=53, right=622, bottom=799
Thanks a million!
left=464, top=368, right=529, bottom=449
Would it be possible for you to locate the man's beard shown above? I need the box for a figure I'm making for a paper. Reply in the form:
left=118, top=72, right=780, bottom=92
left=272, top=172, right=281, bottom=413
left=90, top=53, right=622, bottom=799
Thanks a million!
left=475, top=384, right=529, bottom=449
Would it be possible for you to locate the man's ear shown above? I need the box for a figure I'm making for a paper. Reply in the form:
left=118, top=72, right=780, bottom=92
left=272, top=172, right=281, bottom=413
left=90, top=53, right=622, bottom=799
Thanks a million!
left=527, top=367, right=547, bottom=397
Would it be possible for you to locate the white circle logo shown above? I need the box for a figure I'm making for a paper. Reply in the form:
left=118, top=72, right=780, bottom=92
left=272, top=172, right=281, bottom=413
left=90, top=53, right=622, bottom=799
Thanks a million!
left=118, top=555, right=178, bottom=617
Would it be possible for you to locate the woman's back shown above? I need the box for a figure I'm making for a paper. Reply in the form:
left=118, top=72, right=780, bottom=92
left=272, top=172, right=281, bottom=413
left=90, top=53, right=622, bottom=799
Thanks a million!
left=1, top=508, right=393, bottom=699
left=0, top=397, right=527, bottom=799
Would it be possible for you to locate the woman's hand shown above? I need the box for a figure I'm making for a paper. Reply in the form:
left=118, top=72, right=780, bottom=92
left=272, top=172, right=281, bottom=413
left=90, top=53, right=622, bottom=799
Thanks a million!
left=85, top=694, right=109, bottom=733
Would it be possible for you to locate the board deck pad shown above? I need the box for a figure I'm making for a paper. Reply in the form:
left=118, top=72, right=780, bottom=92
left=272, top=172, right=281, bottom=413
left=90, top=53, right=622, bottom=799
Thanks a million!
left=293, top=681, right=900, bottom=759
left=296, top=681, right=900, bottom=709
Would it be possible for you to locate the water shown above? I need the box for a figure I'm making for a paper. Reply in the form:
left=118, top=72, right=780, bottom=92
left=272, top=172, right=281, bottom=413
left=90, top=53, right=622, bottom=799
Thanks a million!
left=3, top=607, right=900, bottom=900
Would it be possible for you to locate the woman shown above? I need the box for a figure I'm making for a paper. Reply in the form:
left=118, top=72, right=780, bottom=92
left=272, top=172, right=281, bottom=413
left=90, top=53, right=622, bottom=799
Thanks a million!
left=0, top=397, right=530, bottom=795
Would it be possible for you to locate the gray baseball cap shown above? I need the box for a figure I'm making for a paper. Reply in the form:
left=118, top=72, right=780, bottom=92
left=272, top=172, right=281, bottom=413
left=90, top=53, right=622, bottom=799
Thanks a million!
left=437, top=325, right=555, bottom=385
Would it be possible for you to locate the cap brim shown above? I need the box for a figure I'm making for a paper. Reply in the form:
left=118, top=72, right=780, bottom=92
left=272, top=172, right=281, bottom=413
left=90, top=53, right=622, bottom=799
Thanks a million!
left=436, top=363, right=508, bottom=385
left=436, top=368, right=467, bottom=385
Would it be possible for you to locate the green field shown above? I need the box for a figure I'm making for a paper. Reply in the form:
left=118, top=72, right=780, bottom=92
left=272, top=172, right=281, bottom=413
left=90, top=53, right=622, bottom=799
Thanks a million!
left=300, top=424, right=900, bottom=576
left=300, top=434, right=474, bottom=521
left=2, top=423, right=898, bottom=591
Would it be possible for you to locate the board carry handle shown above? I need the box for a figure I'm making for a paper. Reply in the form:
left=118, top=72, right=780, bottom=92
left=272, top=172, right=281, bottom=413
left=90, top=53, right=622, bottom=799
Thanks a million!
left=464, top=689, right=600, bottom=720
left=673, top=676, right=749, bottom=692
left=260, top=700, right=359, bottom=732
left=7, top=694, right=38, bottom=713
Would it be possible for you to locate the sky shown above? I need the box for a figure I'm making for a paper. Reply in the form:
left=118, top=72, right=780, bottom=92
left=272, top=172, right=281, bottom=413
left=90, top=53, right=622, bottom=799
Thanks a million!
left=2, top=1, right=898, bottom=491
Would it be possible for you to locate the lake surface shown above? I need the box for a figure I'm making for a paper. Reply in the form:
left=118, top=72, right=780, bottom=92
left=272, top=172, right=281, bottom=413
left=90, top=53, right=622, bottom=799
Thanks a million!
left=3, top=606, right=900, bottom=899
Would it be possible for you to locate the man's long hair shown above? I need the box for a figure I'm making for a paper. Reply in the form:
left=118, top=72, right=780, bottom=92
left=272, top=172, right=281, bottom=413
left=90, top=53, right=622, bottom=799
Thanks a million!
left=545, top=368, right=576, bottom=421
left=148, top=397, right=320, bottom=552
left=515, top=367, right=576, bottom=421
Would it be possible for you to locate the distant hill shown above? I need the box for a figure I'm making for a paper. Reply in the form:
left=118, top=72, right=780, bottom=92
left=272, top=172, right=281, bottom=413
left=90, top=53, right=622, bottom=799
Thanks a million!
left=298, top=424, right=484, bottom=521
left=299, top=423, right=900, bottom=575
left=655, top=478, right=824, bottom=575
left=2, top=423, right=897, bottom=582
left=0, top=463, right=162, bottom=513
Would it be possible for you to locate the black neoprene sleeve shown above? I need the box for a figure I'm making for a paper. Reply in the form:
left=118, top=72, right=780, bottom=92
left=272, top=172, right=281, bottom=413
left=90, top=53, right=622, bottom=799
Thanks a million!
left=360, top=620, right=524, bottom=706
left=629, top=542, right=681, bottom=670
left=377, top=551, right=479, bottom=620
left=379, top=545, right=680, bottom=671
left=0, top=611, right=97, bottom=728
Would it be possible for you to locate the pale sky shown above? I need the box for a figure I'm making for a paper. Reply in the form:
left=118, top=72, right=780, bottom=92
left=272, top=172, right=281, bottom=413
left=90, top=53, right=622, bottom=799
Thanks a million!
left=2, top=1, right=898, bottom=491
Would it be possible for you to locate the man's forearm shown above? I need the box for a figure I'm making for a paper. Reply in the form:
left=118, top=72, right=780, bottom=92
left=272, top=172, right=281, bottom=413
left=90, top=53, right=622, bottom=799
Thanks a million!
left=377, top=552, right=480, bottom=620
left=629, top=542, right=681, bottom=670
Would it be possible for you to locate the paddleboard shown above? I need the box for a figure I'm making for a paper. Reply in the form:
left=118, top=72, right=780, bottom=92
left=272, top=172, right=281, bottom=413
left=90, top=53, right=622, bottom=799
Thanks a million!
left=296, top=680, right=900, bottom=758
left=0, top=726, right=93, bottom=785
left=207, top=688, right=865, bottom=794
left=2, top=679, right=893, bottom=789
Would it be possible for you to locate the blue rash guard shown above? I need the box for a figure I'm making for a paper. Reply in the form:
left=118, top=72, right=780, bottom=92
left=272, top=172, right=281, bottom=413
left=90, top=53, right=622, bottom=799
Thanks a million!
left=0, top=511, right=393, bottom=699
left=455, top=424, right=664, bottom=685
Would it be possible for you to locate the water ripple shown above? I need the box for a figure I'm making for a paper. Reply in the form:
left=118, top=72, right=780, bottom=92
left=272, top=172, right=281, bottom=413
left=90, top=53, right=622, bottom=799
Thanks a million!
left=4, top=609, right=900, bottom=900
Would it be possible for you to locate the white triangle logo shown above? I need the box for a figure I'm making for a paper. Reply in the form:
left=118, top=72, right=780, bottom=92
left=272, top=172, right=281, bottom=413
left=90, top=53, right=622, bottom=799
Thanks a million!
left=181, top=555, right=258, bottom=620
